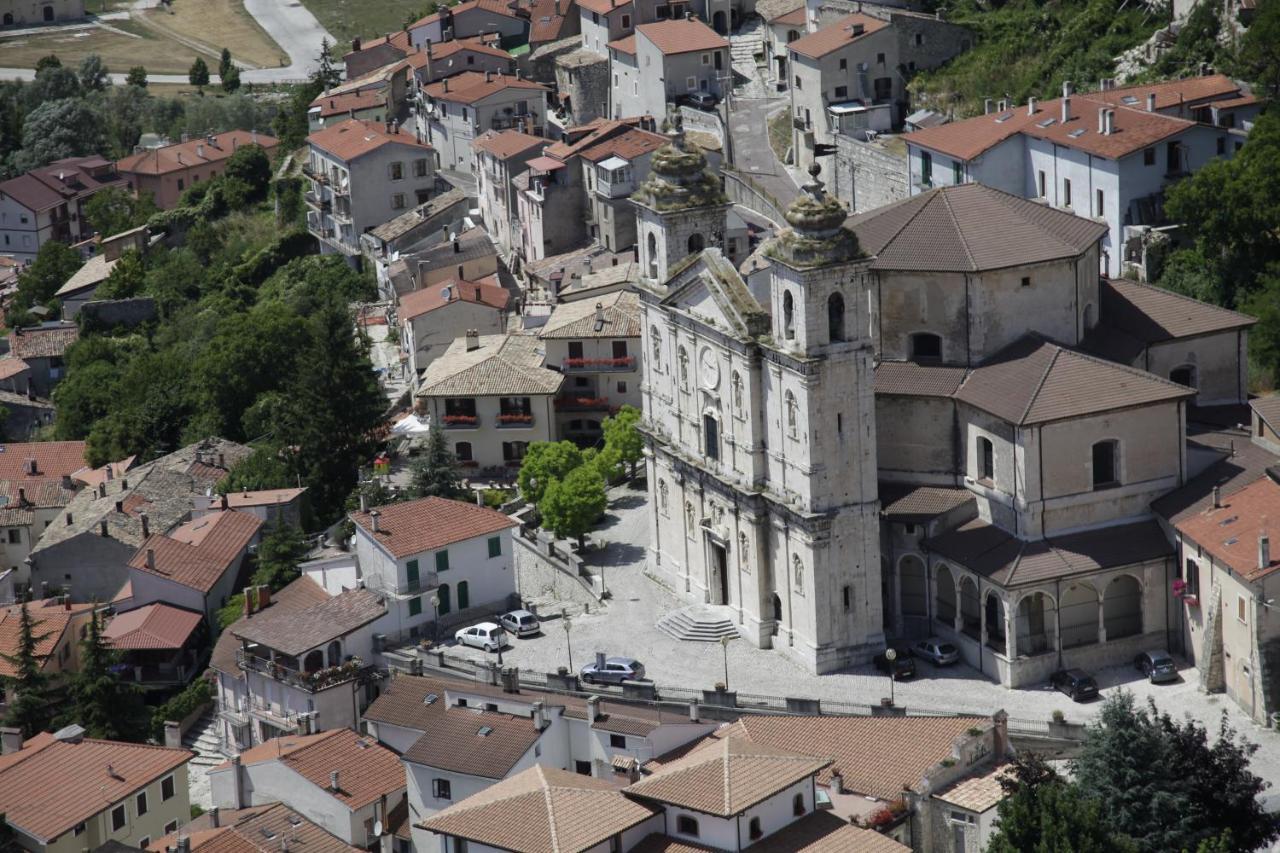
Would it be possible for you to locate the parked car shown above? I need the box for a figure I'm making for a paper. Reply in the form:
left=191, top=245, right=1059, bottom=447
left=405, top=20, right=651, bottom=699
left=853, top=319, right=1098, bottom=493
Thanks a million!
left=1049, top=668, right=1099, bottom=701
left=872, top=646, right=916, bottom=679
left=580, top=656, right=645, bottom=684
left=455, top=622, right=507, bottom=652
left=912, top=638, right=960, bottom=666
left=499, top=609, right=541, bottom=637
left=1134, top=650, right=1178, bottom=684
left=687, top=92, right=719, bottom=110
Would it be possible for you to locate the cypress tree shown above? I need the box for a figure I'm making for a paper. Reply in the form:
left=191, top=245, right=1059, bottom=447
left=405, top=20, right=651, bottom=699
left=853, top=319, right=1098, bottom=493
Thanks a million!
left=0, top=602, right=54, bottom=739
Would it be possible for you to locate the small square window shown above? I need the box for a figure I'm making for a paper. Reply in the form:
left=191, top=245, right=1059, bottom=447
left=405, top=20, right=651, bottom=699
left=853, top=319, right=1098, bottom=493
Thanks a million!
left=433, top=779, right=452, bottom=800
left=1238, top=596, right=1247, bottom=623
left=1143, top=147, right=1156, bottom=166
left=839, top=58, right=847, bottom=70
left=617, top=381, right=627, bottom=393
left=876, top=52, right=885, bottom=64
left=112, top=804, right=127, bottom=832
left=1021, top=276, right=1031, bottom=287
left=610, top=734, right=627, bottom=748
left=488, top=536, right=501, bottom=558
left=74, top=823, right=87, bottom=837
left=165, top=822, right=178, bottom=834
left=138, top=838, right=150, bottom=849
left=834, top=85, right=847, bottom=99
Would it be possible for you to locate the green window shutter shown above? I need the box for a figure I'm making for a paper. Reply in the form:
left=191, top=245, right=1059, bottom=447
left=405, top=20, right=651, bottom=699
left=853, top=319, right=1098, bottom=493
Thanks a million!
left=435, top=550, right=449, bottom=572
left=488, top=536, right=501, bottom=558
left=408, top=596, right=422, bottom=617
left=406, top=559, right=419, bottom=586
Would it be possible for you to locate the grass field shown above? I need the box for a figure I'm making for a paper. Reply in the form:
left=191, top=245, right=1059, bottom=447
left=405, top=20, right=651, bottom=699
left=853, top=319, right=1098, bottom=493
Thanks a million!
left=0, top=22, right=206, bottom=74
left=137, top=0, right=288, bottom=69
left=300, top=0, right=429, bottom=47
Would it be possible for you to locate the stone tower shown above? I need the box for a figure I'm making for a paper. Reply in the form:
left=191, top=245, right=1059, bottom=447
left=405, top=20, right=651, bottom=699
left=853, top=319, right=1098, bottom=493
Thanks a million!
left=631, top=110, right=732, bottom=288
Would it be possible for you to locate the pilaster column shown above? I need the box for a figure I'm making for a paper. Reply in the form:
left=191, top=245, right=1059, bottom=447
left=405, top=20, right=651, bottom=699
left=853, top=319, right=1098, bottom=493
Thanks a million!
left=1098, top=599, right=1107, bottom=644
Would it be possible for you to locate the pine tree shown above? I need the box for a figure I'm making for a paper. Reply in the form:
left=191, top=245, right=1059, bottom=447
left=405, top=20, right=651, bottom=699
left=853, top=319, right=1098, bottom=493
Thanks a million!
left=410, top=421, right=466, bottom=500
left=315, top=39, right=341, bottom=90
left=0, top=603, right=54, bottom=739
left=218, top=47, right=232, bottom=80
left=63, top=610, right=148, bottom=741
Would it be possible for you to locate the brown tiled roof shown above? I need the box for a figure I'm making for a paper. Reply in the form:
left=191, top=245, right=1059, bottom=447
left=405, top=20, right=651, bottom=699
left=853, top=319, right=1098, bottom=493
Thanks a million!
left=629, top=813, right=909, bottom=852
left=1101, top=278, right=1254, bottom=342
left=232, top=586, right=385, bottom=657
left=787, top=13, right=887, bottom=59
left=578, top=127, right=665, bottom=163
left=0, top=357, right=29, bottom=381
left=847, top=184, right=1107, bottom=273
left=955, top=334, right=1193, bottom=425
left=429, top=34, right=512, bottom=60
left=0, top=440, right=88, bottom=480
left=224, top=487, right=306, bottom=508
left=933, top=763, right=1011, bottom=814
left=117, top=131, right=279, bottom=176
left=1252, top=397, right=1280, bottom=432
left=210, top=575, right=331, bottom=676
left=0, top=477, right=76, bottom=511
left=766, top=4, right=805, bottom=25
left=540, top=290, right=640, bottom=339
left=351, top=495, right=517, bottom=559
left=128, top=510, right=263, bottom=593
left=474, top=129, right=546, bottom=159
left=0, top=598, right=95, bottom=677
left=362, top=672, right=455, bottom=729
left=608, top=34, right=636, bottom=54
left=311, top=91, right=387, bottom=118
left=626, top=736, right=830, bottom=816
left=403, top=706, right=541, bottom=778
left=103, top=603, right=202, bottom=650
left=9, top=324, right=79, bottom=360
left=399, top=274, right=508, bottom=320
left=346, top=29, right=412, bottom=55
left=635, top=19, right=727, bottom=55
left=926, top=517, right=1172, bottom=587
left=418, top=333, right=564, bottom=397
left=576, top=0, right=627, bottom=14
left=308, top=119, right=429, bottom=163
left=423, top=71, right=549, bottom=105
left=1090, top=73, right=1243, bottom=111
left=150, top=803, right=360, bottom=853
left=527, top=0, right=573, bottom=43
left=419, top=765, right=657, bottom=852
left=0, top=734, right=190, bottom=842
left=879, top=483, right=974, bottom=521
left=223, top=729, right=404, bottom=809
left=873, top=361, right=967, bottom=397
left=1152, top=430, right=1277, bottom=528
left=0, top=157, right=127, bottom=212
left=1176, top=474, right=1280, bottom=581
left=72, top=456, right=135, bottom=488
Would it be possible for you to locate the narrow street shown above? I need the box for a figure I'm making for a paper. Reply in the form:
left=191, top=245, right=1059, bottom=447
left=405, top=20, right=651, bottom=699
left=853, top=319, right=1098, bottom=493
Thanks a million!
left=725, top=20, right=800, bottom=208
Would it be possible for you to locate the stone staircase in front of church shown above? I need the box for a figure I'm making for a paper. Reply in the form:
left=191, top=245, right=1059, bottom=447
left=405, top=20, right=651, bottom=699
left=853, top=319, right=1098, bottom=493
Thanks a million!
left=656, top=604, right=740, bottom=642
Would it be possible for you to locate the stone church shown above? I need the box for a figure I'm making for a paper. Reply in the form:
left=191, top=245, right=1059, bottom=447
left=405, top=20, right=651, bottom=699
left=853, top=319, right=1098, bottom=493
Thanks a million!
left=637, top=118, right=1256, bottom=682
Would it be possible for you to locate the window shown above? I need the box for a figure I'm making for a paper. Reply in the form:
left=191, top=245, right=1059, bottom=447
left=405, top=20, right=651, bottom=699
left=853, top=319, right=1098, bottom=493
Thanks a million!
left=748, top=817, right=763, bottom=839
left=1185, top=558, right=1199, bottom=596
left=676, top=815, right=699, bottom=837
left=914, top=32, right=923, bottom=45
left=138, top=838, right=150, bottom=850
left=834, top=85, right=848, bottom=99
left=977, top=436, right=994, bottom=483
left=455, top=441, right=473, bottom=462
left=161, top=774, right=176, bottom=801
left=621, top=12, right=630, bottom=26
left=503, top=441, right=528, bottom=462
left=952, top=161, right=962, bottom=184
left=390, top=162, right=404, bottom=180
left=409, top=596, right=423, bottom=616
left=686, top=76, right=697, bottom=91
left=433, top=779, right=452, bottom=800
left=392, top=193, right=406, bottom=210
left=414, top=158, right=429, bottom=177
left=701, top=53, right=710, bottom=65
left=1238, top=596, right=1248, bottom=623
left=1021, top=276, right=1031, bottom=287
left=794, top=75, right=801, bottom=89
left=406, top=559, right=420, bottom=588
left=842, top=584, right=851, bottom=611
left=112, top=804, right=127, bottom=831
left=488, top=536, right=502, bottom=558
left=1217, top=136, right=1226, bottom=155
left=610, top=734, right=627, bottom=748
left=876, top=52, right=885, bottom=64
left=164, top=821, right=178, bottom=834
left=1091, top=440, right=1118, bottom=489
left=782, top=291, right=795, bottom=339
left=910, top=332, right=942, bottom=363
left=687, top=233, right=704, bottom=253
left=74, top=823, right=87, bottom=837
left=1143, top=147, right=1156, bottom=166
left=1037, top=170, right=1046, bottom=197
left=616, top=380, right=628, bottom=393
left=135, top=791, right=148, bottom=817
left=451, top=838, right=468, bottom=853
left=704, top=415, right=720, bottom=461
left=612, top=339, right=629, bottom=359
left=793, top=793, right=806, bottom=816
left=1096, top=188, right=1104, bottom=217
left=1063, top=178, right=1072, bottom=208
left=920, top=151, right=932, bottom=186
left=576, top=760, right=592, bottom=775
left=6, top=529, right=18, bottom=544
left=436, top=550, right=450, bottom=572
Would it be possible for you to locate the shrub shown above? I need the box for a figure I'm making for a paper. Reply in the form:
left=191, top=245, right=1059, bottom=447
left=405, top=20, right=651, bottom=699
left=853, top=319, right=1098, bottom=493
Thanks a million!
left=150, top=678, right=212, bottom=740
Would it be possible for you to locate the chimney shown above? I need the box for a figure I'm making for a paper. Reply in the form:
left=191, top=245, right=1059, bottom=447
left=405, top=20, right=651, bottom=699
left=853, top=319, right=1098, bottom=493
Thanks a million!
left=63, top=594, right=70, bottom=611
left=243, top=591, right=254, bottom=618
left=330, top=770, right=341, bottom=791
left=210, top=807, right=220, bottom=828
left=100, top=519, right=109, bottom=537
left=25, top=458, right=37, bottom=475
left=65, top=512, right=73, bottom=526
left=352, top=36, right=362, bottom=51
left=230, top=755, right=244, bottom=809
left=1098, top=106, right=1107, bottom=133
left=1027, top=96, right=1037, bottom=115
left=465, top=329, right=480, bottom=351
left=485, top=70, right=493, bottom=83
left=197, top=144, right=205, bottom=158
left=688, top=702, right=700, bottom=723
left=830, top=769, right=844, bottom=794
left=0, top=727, right=23, bottom=755
left=140, top=512, right=150, bottom=538
left=1147, top=92, right=1157, bottom=112
left=61, top=474, right=72, bottom=490
left=1105, top=109, right=1115, bottom=135
left=532, top=700, right=547, bottom=730
left=40, top=581, right=48, bottom=598
left=453, top=238, right=461, bottom=253
left=146, top=548, right=156, bottom=571
left=1061, top=96, right=1071, bottom=124
left=370, top=509, right=381, bottom=533
left=1213, top=485, right=1222, bottom=508
left=221, top=493, right=229, bottom=510
left=586, top=696, right=600, bottom=722
left=1062, top=80, right=1073, bottom=97
left=122, top=478, right=128, bottom=490
left=594, top=302, right=604, bottom=325
left=1260, top=535, right=1271, bottom=570
left=106, top=465, right=114, bottom=481
left=443, top=77, right=449, bottom=93
left=359, top=493, right=367, bottom=512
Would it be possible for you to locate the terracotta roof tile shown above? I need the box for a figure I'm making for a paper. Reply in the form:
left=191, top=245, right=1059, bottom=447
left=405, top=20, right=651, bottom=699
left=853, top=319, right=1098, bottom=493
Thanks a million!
left=932, top=763, right=1010, bottom=813
left=1089, top=73, right=1242, bottom=112
left=210, top=576, right=331, bottom=676
left=400, top=275, right=509, bottom=320
left=0, top=735, right=190, bottom=841
left=150, top=803, right=360, bottom=853
left=577, top=127, right=665, bottom=162
left=873, top=361, right=967, bottom=397
left=1252, top=397, right=1280, bottom=433
left=0, top=357, right=30, bottom=381
left=787, top=13, right=887, bottom=59
left=232, top=587, right=385, bottom=657
left=629, top=812, right=910, bottom=853
left=635, top=19, right=727, bottom=55
left=879, top=483, right=974, bottom=521
left=0, top=157, right=127, bottom=212
left=418, top=333, right=564, bottom=397
left=223, top=730, right=404, bottom=809
left=103, top=603, right=202, bottom=650
left=540, top=290, right=640, bottom=339
left=418, top=765, right=657, bottom=852
left=310, top=91, right=387, bottom=118
left=224, top=487, right=307, bottom=508
left=403, top=706, right=541, bottom=778
left=608, top=34, right=636, bottom=54
left=0, top=440, right=89, bottom=480
left=362, top=672, right=455, bottom=729
left=9, top=324, right=79, bottom=360
left=1101, top=278, right=1254, bottom=342
left=308, top=119, right=429, bottom=163
left=351, top=495, right=517, bottom=559
left=1176, top=474, right=1280, bottom=581
left=0, top=598, right=95, bottom=677
left=128, top=510, right=263, bottom=593
left=117, top=131, right=279, bottom=177
left=423, top=71, right=549, bottom=105
left=428, top=34, right=511, bottom=60
left=577, top=0, right=628, bottom=14
left=474, top=129, right=546, bottom=159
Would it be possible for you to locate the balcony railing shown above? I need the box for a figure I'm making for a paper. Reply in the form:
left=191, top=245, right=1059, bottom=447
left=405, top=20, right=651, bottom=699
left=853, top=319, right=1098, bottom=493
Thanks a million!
left=364, top=572, right=439, bottom=598
left=332, top=204, right=353, bottom=222
left=562, top=356, right=634, bottom=373
left=597, top=180, right=634, bottom=199
left=555, top=395, right=615, bottom=412
left=238, top=650, right=371, bottom=693
left=496, top=413, right=534, bottom=428
left=442, top=414, right=480, bottom=428
left=304, top=192, right=331, bottom=210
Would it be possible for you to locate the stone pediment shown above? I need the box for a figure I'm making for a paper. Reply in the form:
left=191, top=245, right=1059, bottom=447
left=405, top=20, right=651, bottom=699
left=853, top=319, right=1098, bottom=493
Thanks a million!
left=661, top=248, right=769, bottom=340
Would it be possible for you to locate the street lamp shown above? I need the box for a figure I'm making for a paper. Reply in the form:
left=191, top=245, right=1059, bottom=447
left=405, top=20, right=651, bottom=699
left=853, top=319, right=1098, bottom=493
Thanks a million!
left=884, top=647, right=897, bottom=706
left=562, top=610, right=574, bottom=673
left=430, top=595, right=440, bottom=645
left=719, top=635, right=732, bottom=691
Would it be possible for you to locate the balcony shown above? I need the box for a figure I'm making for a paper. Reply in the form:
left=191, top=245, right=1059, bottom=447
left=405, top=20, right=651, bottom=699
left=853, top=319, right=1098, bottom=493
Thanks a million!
left=332, top=204, right=353, bottom=223
left=597, top=179, right=634, bottom=199
left=496, top=413, right=535, bottom=428
left=555, top=395, right=615, bottom=412
left=238, top=649, right=372, bottom=694
left=304, top=192, right=331, bottom=210
left=364, top=572, right=439, bottom=598
left=442, top=414, right=481, bottom=429
left=562, top=356, right=635, bottom=373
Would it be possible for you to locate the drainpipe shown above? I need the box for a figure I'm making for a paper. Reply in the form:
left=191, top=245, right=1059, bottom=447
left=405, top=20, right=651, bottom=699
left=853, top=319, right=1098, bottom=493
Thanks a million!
left=1056, top=578, right=1063, bottom=669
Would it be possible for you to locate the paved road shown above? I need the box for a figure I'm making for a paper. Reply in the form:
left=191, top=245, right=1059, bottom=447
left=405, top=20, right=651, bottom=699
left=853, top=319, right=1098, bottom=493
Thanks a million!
left=727, top=95, right=799, bottom=207
left=0, top=67, right=216, bottom=84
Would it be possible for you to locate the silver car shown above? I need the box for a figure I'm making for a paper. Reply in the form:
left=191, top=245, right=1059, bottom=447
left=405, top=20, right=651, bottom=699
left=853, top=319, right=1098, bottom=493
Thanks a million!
left=912, top=638, right=960, bottom=666
left=581, top=656, right=645, bottom=684
left=499, top=609, right=541, bottom=637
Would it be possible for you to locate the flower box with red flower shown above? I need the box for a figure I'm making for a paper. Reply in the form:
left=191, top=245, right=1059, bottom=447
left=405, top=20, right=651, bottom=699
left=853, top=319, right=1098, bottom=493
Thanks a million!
left=497, top=413, right=534, bottom=427
left=1172, top=579, right=1187, bottom=597
left=555, top=396, right=612, bottom=411
left=442, top=414, right=480, bottom=428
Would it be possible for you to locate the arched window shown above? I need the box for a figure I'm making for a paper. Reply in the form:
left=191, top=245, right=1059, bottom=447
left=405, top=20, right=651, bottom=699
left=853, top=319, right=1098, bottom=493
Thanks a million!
left=792, top=555, right=804, bottom=594
left=731, top=372, right=744, bottom=415
left=792, top=793, right=805, bottom=816
left=782, top=291, right=795, bottom=340
left=910, top=332, right=942, bottom=363
left=786, top=29, right=800, bottom=42
left=738, top=532, right=749, bottom=571
left=1092, top=440, right=1118, bottom=489
left=687, top=233, right=705, bottom=253
left=455, top=441, right=473, bottom=462
left=676, top=815, right=699, bottom=837
left=437, top=584, right=451, bottom=615
left=650, top=326, right=662, bottom=370
left=977, top=436, right=994, bottom=483
left=785, top=391, right=798, bottom=437
left=659, top=479, right=669, bottom=513
left=326, top=641, right=342, bottom=667
left=678, top=347, right=689, bottom=388
left=704, top=414, right=720, bottom=461
left=647, top=232, right=658, bottom=279
left=303, top=650, right=324, bottom=673
left=827, top=292, right=846, bottom=342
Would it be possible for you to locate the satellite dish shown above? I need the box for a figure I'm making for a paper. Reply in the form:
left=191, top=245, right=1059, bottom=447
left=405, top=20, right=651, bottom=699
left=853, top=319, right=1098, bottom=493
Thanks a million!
left=373, top=821, right=384, bottom=837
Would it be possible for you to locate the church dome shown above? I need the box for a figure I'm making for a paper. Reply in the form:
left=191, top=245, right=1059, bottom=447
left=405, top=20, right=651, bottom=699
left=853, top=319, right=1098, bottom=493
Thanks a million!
left=767, top=164, right=861, bottom=268
left=631, top=110, right=727, bottom=212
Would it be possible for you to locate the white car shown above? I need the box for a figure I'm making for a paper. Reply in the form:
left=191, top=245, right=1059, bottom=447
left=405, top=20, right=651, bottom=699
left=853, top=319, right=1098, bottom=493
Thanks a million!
left=499, top=609, right=541, bottom=637
left=455, top=622, right=507, bottom=652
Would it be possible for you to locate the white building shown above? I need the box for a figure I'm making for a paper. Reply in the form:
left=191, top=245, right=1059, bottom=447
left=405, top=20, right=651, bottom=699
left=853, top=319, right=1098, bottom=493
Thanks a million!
left=609, top=19, right=728, bottom=121
left=305, top=119, right=437, bottom=264
left=349, top=495, right=519, bottom=639
left=902, top=74, right=1262, bottom=276
left=473, top=129, right=547, bottom=261
left=419, top=72, right=550, bottom=175
left=398, top=273, right=511, bottom=382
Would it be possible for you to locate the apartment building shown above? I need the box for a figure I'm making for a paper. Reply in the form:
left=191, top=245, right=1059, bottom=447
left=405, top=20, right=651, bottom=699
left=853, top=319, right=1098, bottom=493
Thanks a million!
left=419, top=71, right=550, bottom=174
left=399, top=273, right=510, bottom=380
left=474, top=129, right=546, bottom=260
left=408, top=0, right=529, bottom=48
left=608, top=19, right=728, bottom=120
left=0, top=156, right=126, bottom=262
left=902, top=74, right=1262, bottom=276
left=362, top=188, right=471, bottom=296
left=116, top=131, right=280, bottom=209
left=305, top=119, right=436, bottom=264
left=412, top=35, right=515, bottom=83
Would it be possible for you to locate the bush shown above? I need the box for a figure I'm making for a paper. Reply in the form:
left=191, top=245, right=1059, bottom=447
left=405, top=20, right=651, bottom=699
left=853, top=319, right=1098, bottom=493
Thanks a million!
left=150, top=678, right=211, bottom=740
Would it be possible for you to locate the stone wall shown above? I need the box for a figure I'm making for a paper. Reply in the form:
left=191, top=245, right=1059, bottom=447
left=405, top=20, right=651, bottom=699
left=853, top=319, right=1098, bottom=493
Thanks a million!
left=723, top=168, right=786, bottom=226
left=678, top=106, right=725, bottom=146
left=513, top=532, right=604, bottom=608
left=833, top=133, right=908, bottom=214
left=554, top=49, right=610, bottom=125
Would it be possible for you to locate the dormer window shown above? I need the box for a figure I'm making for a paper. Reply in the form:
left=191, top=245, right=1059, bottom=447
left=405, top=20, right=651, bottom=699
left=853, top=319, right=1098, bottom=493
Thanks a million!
left=910, top=332, right=942, bottom=363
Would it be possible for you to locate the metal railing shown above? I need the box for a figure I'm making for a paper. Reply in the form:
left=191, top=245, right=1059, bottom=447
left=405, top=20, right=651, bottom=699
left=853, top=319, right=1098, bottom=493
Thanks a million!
left=238, top=650, right=372, bottom=694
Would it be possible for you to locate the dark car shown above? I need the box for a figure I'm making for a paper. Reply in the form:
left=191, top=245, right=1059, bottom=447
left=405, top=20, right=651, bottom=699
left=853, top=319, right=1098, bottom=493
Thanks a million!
left=687, top=92, right=720, bottom=110
left=872, top=646, right=916, bottom=679
left=1050, top=668, right=1099, bottom=701
left=1134, top=650, right=1178, bottom=684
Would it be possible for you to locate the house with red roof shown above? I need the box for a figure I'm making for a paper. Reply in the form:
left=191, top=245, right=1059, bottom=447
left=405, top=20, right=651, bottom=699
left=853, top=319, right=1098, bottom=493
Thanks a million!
left=473, top=129, right=547, bottom=260
left=0, top=156, right=127, bottom=262
left=103, top=602, right=206, bottom=689
left=419, top=71, right=550, bottom=175
left=399, top=273, right=511, bottom=379
left=116, top=131, right=279, bottom=210
left=407, top=0, right=530, bottom=49
left=609, top=19, right=727, bottom=121
left=411, top=34, right=516, bottom=83
left=0, top=597, right=97, bottom=688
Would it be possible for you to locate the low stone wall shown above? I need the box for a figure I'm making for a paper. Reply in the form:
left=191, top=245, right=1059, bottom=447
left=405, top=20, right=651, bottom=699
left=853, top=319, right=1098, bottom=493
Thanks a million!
left=832, top=132, right=908, bottom=214
left=723, top=168, right=786, bottom=226
left=514, top=532, right=604, bottom=607
left=678, top=106, right=725, bottom=146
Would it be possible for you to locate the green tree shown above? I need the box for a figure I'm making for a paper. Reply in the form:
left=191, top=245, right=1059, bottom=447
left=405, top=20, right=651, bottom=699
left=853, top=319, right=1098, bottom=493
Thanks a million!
left=221, top=65, right=241, bottom=94
left=1236, top=0, right=1280, bottom=97
left=0, top=603, right=54, bottom=739
left=517, top=441, right=584, bottom=504
left=252, top=523, right=308, bottom=589
left=14, top=98, right=105, bottom=171
left=96, top=247, right=147, bottom=300
left=539, top=464, right=607, bottom=549
left=189, top=57, right=210, bottom=92
left=60, top=610, right=148, bottom=741
left=601, top=404, right=643, bottom=478
left=988, top=763, right=1134, bottom=853
left=9, top=239, right=83, bottom=323
left=83, top=187, right=157, bottom=239
left=125, top=65, right=148, bottom=88
left=410, top=421, right=467, bottom=499
left=34, top=54, right=61, bottom=72
left=1157, top=249, right=1226, bottom=306
left=218, top=47, right=233, bottom=80
left=77, top=54, right=109, bottom=92
left=220, top=444, right=295, bottom=494
left=24, top=66, right=81, bottom=107
left=222, top=143, right=271, bottom=200
left=316, top=39, right=341, bottom=89
left=1242, top=269, right=1280, bottom=386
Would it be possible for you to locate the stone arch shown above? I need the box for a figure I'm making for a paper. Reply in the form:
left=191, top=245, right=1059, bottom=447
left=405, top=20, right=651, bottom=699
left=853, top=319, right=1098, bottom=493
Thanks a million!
left=934, top=563, right=957, bottom=626
left=827, top=292, right=846, bottom=342
left=1016, top=591, right=1053, bottom=656
left=782, top=290, right=795, bottom=340
left=326, top=640, right=342, bottom=667
left=983, top=591, right=1006, bottom=654
left=303, top=649, right=324, bottom=673
left=786, top=28, right=800, bottom=42
left=1103, top=574, right=1143, bottom=640
left=1060, top=581, right=1099, bottom=648
left=958, top=575, right=980, bottom=639
left=899, top=555, right=927, bottom=618
left=909, top=332, right=942, bottom=363
left=688, top=232, right=705, bottom=254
